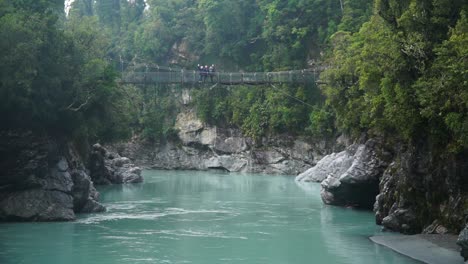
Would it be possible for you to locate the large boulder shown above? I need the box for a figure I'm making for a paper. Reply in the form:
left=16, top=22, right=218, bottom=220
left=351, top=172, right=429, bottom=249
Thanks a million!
left=89, top=144, right=143, bottom=185
left=319, top=139, right=391, bottom=209
left=296, top=144, right=358, bottom=182
left=0, top=131, right=104, bottom=221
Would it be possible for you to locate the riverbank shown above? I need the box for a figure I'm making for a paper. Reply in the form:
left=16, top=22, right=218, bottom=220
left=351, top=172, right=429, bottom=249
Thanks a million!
left=370, top=234, right=464, bottom=264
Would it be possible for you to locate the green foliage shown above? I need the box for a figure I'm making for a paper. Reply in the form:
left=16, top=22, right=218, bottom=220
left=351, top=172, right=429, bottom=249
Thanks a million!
left=338, top=0, right=374, bottom=32
left=308, top=106, right=336, bottom=139
left=192, top=84, right=319, bottom=140
left=139, top=86, right=178, bottom=142
left=198, top=0, right=264, bottom=68
left=65, top=0, right=467, bottom=155
left=0, top=1, right=133, bottom=142
left=322, top=1, right=468, bottom=151
left=414, top=10, right=468, bottom=151
left=258, top=0, right=343, bottom=69
left=69, top=0, right=365, bottom=71
left=4, top=0, right=463, bottom=156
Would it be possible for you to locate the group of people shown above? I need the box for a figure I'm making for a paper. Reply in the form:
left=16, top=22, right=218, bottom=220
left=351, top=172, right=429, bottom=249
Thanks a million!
left=197, top=64, right=216, bottom=82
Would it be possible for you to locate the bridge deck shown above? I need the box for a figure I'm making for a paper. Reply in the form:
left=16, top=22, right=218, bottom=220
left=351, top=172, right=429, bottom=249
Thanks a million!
left=120, top=70, right=321, bottom=85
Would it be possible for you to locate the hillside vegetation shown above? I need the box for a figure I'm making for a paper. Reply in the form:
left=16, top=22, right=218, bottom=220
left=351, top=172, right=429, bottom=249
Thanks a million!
left=0, top=0, right=466, bottom=155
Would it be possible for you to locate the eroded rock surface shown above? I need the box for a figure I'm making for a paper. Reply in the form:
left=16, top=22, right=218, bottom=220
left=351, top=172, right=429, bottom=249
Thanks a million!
left=374, top=143, right=468, bottom=235
left=89, top=144, right=143, bottom=185
left=110, top=109, right=331, bottom=175
left=0, top=131, right=104, bottom=221
left=298, top=133, right=468, bottom=261
left=295, top=144, right=358, bottom=182
left=296, top=138, right=391, bottom=209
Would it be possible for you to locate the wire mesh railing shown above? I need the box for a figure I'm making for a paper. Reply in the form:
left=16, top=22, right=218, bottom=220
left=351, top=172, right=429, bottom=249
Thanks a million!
left=120, top=69, right=321, bottom=85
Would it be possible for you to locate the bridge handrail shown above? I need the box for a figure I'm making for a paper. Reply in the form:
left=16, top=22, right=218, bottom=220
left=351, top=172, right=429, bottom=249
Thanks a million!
left=120, top=66, right=326, bottom=85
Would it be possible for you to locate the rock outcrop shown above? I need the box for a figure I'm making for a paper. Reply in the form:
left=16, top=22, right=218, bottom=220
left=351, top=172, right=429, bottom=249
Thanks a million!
left=296, top=138, right=391, bottom=209
left=110, top=109, right=332, bottom=175
left=374, top=143, right=468, bottom=235
left=297, top=133, right=468, bottom=245
left=89, top=144, right=143, bottom=185
left=0, top=131, right=104, bottom=221
left=295, top=144, right=358, bottom=182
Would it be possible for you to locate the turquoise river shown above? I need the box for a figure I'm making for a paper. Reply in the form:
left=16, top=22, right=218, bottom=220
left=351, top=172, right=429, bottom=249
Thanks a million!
left=0, top=170, right=419, bottom=264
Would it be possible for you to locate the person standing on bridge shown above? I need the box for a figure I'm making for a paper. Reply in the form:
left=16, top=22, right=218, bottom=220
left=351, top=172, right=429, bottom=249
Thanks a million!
left=209, top=64, right=216, bottom=83
left=197, top=64, right=204, bottom=82
left=203, top=65, right=209, bottom=82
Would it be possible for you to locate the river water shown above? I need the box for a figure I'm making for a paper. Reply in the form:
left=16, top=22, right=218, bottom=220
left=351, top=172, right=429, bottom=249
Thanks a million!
left=0, top=170, right=419, bottom=264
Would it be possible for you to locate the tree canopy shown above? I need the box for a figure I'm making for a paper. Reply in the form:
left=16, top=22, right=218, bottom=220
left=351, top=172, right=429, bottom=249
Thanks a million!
left=1, top=0, right=465, bottom=154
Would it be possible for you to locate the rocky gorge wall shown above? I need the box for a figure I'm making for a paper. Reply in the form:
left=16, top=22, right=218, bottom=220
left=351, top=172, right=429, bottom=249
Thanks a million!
left=297, top=137, right=468, bottom=234
left=0, top=131, right=142, bottom=221
left=296, top=135, right=468, bottom=258
left=0, top=131, right=104, bottom=221
left=110, top=109, right=340, bottom=176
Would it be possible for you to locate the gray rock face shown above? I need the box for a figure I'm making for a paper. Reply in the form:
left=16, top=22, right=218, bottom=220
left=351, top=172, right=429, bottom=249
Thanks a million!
left=0, top=131, right=104, bottom=221
left=374, top=143, right=468, bottom=235
left=213, top=136, right=248, bottom=154
left=0, top=189, right=75, bottom=221
left=317, top=139, right=391, bottom=209
left=205, top=155, right=248, bottom=172
left=89, top=144, right=143, bottom=185
left=381, top=208, right=418, bottom=234
left=457, top=226, right=468, bottom=260
left=110, top=110, right=330, bottom=175
left=296, top=145, right=358, bottom=182
left=71, top=170, right=105, bottom=213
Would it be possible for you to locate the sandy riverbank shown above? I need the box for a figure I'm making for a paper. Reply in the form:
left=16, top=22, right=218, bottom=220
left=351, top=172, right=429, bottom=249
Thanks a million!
left=371, top=234, right=464, bottom=264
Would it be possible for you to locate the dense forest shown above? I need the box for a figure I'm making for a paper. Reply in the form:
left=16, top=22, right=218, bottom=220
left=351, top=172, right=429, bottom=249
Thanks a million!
left=1, top=0, right=467, bottom=154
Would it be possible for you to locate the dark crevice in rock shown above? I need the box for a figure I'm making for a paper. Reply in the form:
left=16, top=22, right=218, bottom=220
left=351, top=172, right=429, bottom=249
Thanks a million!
left=207, top=166, right=230, bottom=172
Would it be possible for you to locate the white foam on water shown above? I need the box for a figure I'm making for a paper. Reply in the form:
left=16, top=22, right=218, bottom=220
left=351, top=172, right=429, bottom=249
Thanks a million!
left=78, top=207, right=237, bottom=224
left=125, top=229, right=247, bottom=240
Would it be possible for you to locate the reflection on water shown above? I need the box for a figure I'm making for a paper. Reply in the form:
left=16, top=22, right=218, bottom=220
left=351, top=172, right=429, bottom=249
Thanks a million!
left=0, top=170, right=418, bottom=264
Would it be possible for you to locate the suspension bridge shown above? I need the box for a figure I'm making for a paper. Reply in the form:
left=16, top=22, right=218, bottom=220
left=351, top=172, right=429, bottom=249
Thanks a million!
left=119, top=65, right=326, bottom=85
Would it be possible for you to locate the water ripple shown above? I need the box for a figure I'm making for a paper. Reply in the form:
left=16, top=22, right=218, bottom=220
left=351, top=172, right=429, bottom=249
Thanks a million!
left=78, top=207, right=238, bottom=224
